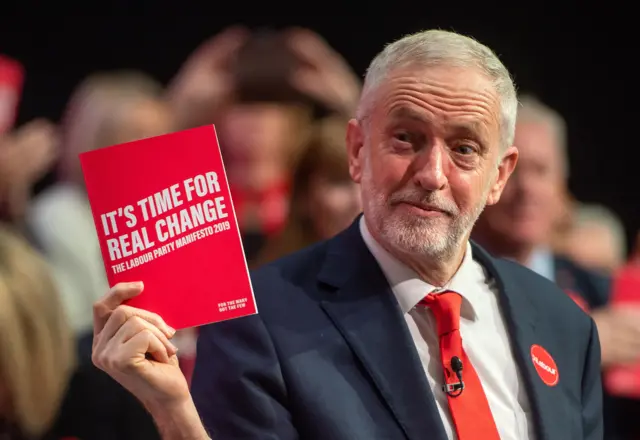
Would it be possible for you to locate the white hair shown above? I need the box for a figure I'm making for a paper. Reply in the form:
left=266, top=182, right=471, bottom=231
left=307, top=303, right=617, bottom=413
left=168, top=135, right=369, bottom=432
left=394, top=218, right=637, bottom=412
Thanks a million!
left=517, top=94, right=569, bottom=178
left=574, top=203, right=627, bottom=262
left=357, top=29, right=518, bottom=149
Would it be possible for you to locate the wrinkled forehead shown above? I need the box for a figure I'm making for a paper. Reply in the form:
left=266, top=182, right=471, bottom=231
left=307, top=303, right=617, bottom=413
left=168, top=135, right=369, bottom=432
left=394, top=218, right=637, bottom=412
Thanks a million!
left=366, top=65, right=502, bottom=134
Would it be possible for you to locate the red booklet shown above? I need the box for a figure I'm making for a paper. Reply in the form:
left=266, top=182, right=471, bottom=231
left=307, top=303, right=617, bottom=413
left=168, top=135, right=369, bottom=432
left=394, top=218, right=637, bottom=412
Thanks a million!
left=604, top=263, right=640, bottom=398
left=0, top=55, right=24, bottom=134
left=79, top=126, right=257, bottom=329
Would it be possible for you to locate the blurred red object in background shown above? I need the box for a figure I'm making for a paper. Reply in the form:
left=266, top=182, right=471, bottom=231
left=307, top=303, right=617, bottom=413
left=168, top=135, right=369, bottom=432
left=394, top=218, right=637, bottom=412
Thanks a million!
left=604, top=263, right=640, bottom=398
left=0, top=55, right=24, bottom=135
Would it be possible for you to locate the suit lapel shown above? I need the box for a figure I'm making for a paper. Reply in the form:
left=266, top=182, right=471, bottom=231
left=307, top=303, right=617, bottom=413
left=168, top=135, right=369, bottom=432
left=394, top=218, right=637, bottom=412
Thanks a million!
left=472, top=243, right=566, bottom=440
left=318, top=222, right=448, bottom=440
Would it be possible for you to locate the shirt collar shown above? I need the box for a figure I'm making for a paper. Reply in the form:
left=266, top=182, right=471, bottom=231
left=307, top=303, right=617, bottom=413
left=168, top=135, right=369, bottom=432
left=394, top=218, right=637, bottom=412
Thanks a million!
left=359, top=216, right=484, bottom=320
left=526, top=247, right=556, bottom=282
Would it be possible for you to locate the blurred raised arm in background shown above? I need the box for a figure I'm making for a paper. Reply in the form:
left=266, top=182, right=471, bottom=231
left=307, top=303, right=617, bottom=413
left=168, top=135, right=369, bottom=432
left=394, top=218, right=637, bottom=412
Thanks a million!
left=0, top=119, right=58, bottom=225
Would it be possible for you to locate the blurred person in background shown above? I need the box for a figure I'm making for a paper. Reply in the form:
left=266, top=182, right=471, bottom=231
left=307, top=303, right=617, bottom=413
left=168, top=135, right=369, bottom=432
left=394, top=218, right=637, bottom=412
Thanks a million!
left=0, top=55, right=59, bottom=239
left=167, top=26, right=360, bottom=131
left=255, top=116, right=361, bottom=265
left=217, top=100, right=314, bottom=260
left=0, top=225, right=159, bottom=439
left=0, top=119, right=58, bottom=226
left=26, top=70, right=174, bottom=337
left=167, top=26, right=361, bottom=261
left=167, top=27, right=362, bottom=382
left=472, top=94, right=640, bottom=361
left=472, top=95, right=571, bottom=289
left=472, top=94, right=639, bottom=439
left=557, top=202, right=627, bottom=275
left=166, top=26, right=248, bottom=131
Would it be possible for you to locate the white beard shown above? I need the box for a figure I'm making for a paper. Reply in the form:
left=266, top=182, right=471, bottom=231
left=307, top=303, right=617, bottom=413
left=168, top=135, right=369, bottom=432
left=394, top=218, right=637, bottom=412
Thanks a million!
left=361, top=163, right=491, bottom=261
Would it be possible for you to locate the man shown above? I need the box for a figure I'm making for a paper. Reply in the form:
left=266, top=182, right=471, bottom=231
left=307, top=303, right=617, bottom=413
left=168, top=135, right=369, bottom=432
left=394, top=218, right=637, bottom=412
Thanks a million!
left=471, top=96, right=609, bottom=303
left=91, top=30, right=602, bottom=440
left=472, top=95, right=640, bottom=438
left=471, top=95, right=640, bottom=367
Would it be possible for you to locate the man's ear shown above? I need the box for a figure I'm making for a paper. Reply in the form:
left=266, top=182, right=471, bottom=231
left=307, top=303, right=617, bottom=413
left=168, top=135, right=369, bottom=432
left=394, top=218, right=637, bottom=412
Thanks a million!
left=486, top=145, right=519, bottom=206
left=346, top=118, right=365, bottom=183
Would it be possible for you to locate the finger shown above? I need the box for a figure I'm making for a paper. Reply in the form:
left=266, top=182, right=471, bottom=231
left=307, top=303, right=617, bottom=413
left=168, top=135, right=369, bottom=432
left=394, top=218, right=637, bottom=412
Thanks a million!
left=97, top=304, right=175, bottom=350
left=120, top=317, right=177, bottom=357
left=286, top=28, right=344, bottom=68
left=290, top=69, right=348, bottom=114
left=188, top=26, right=249, bottom=68
left=615, top=304, right=640, bottom=313
left=106, top=315, right=177, bottom=359
left=128, top=328, right=171, bottom=364
left=612, top=330, right=640, bottom=349
left=609, top=327, right=640, bottom=358
left=26, top=135, right=59, bottom=173
left=93, top=282, right=144, bottom=335
left=620, top=324, right=640, bottom=341
left=614, top=311, right=640, bottom=331
left=290, top=68, right=325, bottom=99
left=114, top=329, right=170, bottom=370
left=12, top=118, right=55, bottom=139
left=610, top=346, right=640, bottom=366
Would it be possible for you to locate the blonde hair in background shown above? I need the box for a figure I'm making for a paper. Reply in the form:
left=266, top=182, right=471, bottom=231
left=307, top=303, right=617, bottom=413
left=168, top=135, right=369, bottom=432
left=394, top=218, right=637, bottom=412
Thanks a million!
left=58, top=70, right=165, bottom=185
left=0, top=226, right=76, bottom=437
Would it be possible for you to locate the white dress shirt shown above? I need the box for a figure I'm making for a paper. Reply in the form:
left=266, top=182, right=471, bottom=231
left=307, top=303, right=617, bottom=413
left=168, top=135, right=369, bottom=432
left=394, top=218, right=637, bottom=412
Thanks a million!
left=359, top=218, right=535, bottom=439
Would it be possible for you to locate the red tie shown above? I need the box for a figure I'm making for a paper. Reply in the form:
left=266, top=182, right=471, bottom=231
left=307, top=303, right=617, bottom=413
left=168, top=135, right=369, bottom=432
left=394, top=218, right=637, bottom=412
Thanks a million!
left=420, top=291, right=500, bottom=440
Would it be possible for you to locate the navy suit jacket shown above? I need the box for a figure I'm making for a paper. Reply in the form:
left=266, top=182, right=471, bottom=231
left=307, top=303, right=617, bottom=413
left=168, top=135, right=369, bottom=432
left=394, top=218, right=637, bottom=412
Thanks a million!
left=192, top=219, right=603, bottom=440
left=554, top=255, right=611, bottom=310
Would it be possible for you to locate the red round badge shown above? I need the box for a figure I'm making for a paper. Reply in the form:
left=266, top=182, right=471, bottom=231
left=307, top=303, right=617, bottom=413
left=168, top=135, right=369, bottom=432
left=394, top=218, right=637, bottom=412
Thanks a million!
left=531, top=344, right=559, bottom=386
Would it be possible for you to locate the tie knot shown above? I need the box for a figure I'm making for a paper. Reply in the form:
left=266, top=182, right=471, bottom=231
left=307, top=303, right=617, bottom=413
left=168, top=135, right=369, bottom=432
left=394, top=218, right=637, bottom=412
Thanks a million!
left=421, top=290, right=462, bottom=336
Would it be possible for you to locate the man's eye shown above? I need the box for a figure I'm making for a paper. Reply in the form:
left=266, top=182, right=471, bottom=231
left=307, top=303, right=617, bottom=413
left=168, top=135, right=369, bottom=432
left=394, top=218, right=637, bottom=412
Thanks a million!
left=454, top=144, right=476, bottom=155
left=394, top=132, right=412, bottom=143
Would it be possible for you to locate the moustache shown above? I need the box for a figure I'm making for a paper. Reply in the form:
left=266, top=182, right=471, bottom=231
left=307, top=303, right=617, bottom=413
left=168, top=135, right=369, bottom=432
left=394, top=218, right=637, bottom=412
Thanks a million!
left=388, top=190, right=459, bottom=216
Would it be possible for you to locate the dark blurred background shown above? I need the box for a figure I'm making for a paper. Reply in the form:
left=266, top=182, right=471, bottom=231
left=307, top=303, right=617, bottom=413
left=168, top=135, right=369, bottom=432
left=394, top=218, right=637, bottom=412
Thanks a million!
left=1, top=10, right=637, bottom=251
left=3, top=7, right=640, bottom=440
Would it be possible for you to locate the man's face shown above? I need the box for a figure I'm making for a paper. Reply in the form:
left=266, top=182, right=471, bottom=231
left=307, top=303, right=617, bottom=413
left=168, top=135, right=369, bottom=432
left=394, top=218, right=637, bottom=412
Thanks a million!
left=480, top=120, right=563, bottom=248
left=346, top=65, right=518, bottom=260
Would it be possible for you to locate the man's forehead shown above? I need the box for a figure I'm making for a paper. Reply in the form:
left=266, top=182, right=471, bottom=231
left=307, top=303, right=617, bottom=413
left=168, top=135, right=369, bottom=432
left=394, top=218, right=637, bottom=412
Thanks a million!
left=378, top=64, right=498, bottom=97
left=387, top=105, right=485, bottom=125
left=370, top=68, right=499, bottom=114
left=385, top=105, right=487, bottom=134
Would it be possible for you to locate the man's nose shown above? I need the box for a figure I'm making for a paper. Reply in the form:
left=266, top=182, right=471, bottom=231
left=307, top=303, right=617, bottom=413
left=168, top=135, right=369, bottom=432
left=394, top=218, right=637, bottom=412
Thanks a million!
left=412, top=143, right=448, bottom=191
